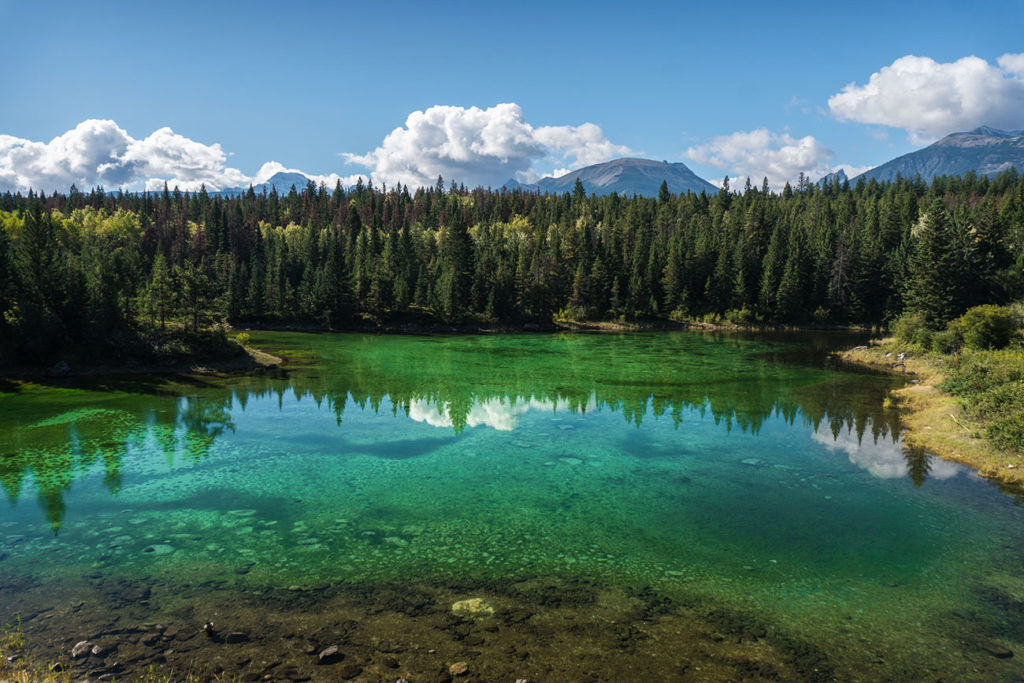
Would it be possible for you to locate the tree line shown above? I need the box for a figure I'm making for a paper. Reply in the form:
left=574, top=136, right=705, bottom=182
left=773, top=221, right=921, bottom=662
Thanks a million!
left=1, top=171, right=1022, bottom=361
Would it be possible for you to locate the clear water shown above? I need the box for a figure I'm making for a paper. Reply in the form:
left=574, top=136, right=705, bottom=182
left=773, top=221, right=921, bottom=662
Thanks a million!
left=2, top=330, right=1023, bottom=680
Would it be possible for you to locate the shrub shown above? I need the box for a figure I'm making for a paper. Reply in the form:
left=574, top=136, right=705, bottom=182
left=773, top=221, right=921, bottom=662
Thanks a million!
left=891, top=312, right=933, bottom=348
left=725, top=306, right=756, bottom=325
left=930, top=328, right=962, bottom=354
left=953, top=305, right=1019, bottom=350
left=940, top=348, right=1024, bottom=453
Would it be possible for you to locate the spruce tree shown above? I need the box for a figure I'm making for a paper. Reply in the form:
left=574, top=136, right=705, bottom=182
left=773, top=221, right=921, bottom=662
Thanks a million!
left=905, top=199, right=965, bottom=327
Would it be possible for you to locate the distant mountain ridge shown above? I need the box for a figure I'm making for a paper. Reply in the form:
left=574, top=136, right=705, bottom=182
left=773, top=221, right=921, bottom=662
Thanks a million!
left=506, top=158, right=718, bottom=197
left=215, top=171, right=314, bottom=197
left=855, top=126, right=1024, bottom=183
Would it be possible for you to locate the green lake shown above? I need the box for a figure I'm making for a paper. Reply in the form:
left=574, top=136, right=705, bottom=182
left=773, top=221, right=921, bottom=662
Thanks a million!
left=2, top=330, right=1023, bottom=681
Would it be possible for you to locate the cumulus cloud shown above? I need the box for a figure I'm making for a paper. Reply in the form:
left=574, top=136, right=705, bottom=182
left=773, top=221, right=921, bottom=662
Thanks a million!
left=812, top=422, right=962, bottom=481
left=534, top=122, right=632, bottom=169
left=685, top=128, right=835, bottom=189
left=0, top=119, right=256, bottom=193
left=828, top=53, right=1024, bottom=144
left=343, top=103, right=632, bottom=188
left=407, top=395, right=588, bottom=432
left=0, top=119, right=364, bottom=194
left=250, top=161, right=365, bottom=192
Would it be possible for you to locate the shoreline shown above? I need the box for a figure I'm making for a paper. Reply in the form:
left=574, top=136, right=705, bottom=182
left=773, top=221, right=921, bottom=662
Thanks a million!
left=236, top=317, right=874, bottom=335
left=0, top=345, right=282, bottom=382
left=839, top=341, right=1024, bottom=491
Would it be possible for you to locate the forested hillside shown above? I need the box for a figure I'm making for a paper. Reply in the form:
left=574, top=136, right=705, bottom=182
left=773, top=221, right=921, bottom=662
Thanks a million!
left=1, top=172, right=1022, bottom=362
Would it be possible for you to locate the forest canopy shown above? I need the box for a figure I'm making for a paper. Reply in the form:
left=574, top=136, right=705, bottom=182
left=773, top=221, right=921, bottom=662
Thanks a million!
left=0, top=171, right=1022, bottom=362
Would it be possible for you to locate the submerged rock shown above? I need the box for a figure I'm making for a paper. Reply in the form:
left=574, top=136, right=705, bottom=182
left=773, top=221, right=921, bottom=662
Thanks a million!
left=449, top=661, right=469, bottom=676
left=451, top=597, right=495, bottom=619
left=980, top=640, right=1014, bottom=658
left=142, top=544, right=174, bottom=555
left=317, top=645, right=342, bottom=664
left=71, top=640, right=93, bottom=658
left=339, top=663, right=362, bottom=679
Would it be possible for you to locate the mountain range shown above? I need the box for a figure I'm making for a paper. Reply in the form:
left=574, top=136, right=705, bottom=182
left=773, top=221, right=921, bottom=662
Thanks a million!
left=506, top=158, right=718, bottom=197
left=854, top=126, right=1024, bottom=183
left=215, top=171, right=314, bottom=197
left=212, top=126, right=1024, bottom=199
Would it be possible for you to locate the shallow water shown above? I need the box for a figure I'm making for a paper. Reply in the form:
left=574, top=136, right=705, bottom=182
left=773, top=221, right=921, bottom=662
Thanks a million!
left=2, top=330, right=1023, bottom=681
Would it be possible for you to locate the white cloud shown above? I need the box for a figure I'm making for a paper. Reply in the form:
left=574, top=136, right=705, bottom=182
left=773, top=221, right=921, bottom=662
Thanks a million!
left=0, top=119, right=364, bottom=194
left=999, top=53, right=1024, bottom=77
left=251, top=161, right=365, bottom=191
left=0, top=119, right=254, bottom=193
left=126, top=127, right=248, bottom=192
left=0, top=120, right=135, bottom=192
left=343, top=103, right=632, bottom=189
left=812, top=422, right=962, bottom=481
left=534, top=122, right=632, bottom=168
left=407, top=395, right=585, bottom=432
left=833, top=164, right=874, bottom=180
left=685, top=128, right=835, bottom=189
left=828, top=53, right=1024, bottom=144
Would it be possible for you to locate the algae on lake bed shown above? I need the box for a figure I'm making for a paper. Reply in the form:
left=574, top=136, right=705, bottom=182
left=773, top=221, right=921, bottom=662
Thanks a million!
left=1, top=330, right=1023, bottom=680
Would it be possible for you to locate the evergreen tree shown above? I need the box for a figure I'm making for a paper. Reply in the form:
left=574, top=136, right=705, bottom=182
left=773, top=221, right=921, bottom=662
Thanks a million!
left=146, top=250, right=174, bottom=331
left=906, top=199, right=967, bottom=327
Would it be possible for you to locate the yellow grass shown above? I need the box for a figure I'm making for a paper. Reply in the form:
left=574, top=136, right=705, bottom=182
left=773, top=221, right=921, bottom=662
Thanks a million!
left=841, top=339, right=1024, bottom=489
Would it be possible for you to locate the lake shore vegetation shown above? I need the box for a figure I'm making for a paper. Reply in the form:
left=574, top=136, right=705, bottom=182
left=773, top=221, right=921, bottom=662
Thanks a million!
left=841, top=303, right=1024, bottom=487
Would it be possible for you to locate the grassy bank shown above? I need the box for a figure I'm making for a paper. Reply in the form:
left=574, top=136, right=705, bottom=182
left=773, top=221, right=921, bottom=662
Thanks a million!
left=841, top=340, right=1024, bottom=488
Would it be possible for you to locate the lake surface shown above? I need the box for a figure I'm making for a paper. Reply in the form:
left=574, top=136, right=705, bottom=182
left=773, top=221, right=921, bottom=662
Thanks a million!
left=2, top=330, right=1023, bottom=681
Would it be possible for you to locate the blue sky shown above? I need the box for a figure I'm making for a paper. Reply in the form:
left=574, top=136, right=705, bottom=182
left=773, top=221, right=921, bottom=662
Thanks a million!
left=2, top=0, right=1022, bottom=192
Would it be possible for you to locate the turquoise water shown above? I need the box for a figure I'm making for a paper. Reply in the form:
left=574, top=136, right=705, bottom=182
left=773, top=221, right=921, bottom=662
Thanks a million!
left=2, top=330, right=1023, bottom=679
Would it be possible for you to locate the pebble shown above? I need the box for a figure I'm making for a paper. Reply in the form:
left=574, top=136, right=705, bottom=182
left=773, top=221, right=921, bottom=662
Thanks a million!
left=71, top=640, right=92, bottom=658
left=317, top=645, right=342, bottom=664
left=449, top=661, right=470, bottom=676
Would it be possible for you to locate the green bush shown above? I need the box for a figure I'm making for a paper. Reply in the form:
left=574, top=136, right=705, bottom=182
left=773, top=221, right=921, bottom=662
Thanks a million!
left=891, top=312, right=934, bottom=348
left=724, top=306, right=756, bottom=325
left=973, top=381, right=1024, bottom=451
left=940, top=348, right=1024, bottom=453
left=953, top=305, right=1020, bottom=350
left=930, top=328, right=962, bottom=354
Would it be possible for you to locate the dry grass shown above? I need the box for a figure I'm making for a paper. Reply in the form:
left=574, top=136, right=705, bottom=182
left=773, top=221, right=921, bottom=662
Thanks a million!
left=841, top=340, right=1024, bottom=488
